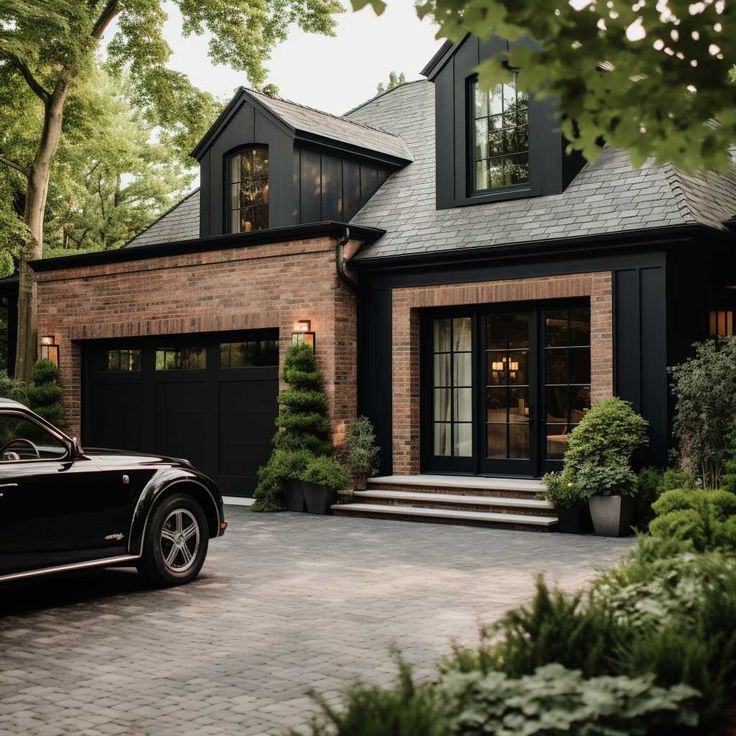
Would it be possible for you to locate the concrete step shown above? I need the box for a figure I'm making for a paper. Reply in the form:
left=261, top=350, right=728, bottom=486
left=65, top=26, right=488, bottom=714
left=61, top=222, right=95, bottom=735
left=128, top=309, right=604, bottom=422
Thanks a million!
left=331, top=502, right=558, bottom=531
left=353, top=489, right=556, bottom=516
left=368, top=474, right=545, bottom=499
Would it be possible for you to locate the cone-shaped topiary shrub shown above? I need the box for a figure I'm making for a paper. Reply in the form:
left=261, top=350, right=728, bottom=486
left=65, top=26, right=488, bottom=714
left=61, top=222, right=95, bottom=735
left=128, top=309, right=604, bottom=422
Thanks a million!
left=253, top=344, right=332, bottom=511
left=28, top=358, right=64, bottom=427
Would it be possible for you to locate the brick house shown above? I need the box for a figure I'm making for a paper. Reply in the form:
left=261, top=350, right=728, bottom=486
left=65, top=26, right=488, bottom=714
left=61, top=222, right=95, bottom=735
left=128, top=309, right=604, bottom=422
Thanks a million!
left=24, top=37, right=736, bottom=522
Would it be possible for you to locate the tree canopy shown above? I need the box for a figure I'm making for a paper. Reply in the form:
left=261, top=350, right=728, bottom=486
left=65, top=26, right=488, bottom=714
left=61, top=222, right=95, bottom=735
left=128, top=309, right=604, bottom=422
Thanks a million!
left=377, top=70, right=406, bottom=94
left=0, top=0, right=341, bottom=379
left=354, top=0, right=736, bottom=173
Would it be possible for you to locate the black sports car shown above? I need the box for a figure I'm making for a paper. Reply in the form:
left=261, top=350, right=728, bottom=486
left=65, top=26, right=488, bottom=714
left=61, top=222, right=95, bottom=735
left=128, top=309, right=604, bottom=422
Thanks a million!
left=0, top=398, right=225, bottom=586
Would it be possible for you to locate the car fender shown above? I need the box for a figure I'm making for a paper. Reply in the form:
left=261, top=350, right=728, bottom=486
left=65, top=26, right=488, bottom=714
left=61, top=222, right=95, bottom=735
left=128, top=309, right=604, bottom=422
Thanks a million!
left=128, top=469, right=223, bottom=556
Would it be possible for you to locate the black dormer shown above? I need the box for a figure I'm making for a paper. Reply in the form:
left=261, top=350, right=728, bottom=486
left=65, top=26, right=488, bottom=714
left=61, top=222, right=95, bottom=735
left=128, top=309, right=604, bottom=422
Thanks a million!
left=422, top=35, right=584, bottom=210
left=191, top=88, right=412, bottom=238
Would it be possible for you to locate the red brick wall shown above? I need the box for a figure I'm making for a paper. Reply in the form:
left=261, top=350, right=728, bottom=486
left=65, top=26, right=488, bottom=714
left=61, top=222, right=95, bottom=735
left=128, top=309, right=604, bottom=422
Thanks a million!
left=391, top=272, right=614, bottom=475
left=34, top=236, right=359, bottom=446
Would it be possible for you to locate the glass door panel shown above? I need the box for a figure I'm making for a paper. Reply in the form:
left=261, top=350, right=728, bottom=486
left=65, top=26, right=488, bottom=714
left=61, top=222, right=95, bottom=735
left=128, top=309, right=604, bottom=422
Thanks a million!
left=430, top=317, right=473, bottom=463
left=542, top=307, right=591, bottom=465
left=482, top=312, right=535, bottom=474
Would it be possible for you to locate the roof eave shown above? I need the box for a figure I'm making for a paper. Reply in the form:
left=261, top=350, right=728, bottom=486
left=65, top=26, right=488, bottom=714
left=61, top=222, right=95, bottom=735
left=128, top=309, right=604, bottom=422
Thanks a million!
left=351, top=223, right=728, bottom=270
left=420, top=39, right=458, bottom=80
left=30, top=222, right=386, bottom=273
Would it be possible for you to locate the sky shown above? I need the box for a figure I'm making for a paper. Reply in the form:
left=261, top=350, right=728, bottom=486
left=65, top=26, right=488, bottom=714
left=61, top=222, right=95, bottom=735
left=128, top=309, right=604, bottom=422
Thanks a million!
left=141, top=1, right=442, bottom=116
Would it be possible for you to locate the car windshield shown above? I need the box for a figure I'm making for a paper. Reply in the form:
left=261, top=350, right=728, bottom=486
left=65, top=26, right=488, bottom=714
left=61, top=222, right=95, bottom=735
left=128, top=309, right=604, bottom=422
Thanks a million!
left=0, top=413, right=68, bottom=461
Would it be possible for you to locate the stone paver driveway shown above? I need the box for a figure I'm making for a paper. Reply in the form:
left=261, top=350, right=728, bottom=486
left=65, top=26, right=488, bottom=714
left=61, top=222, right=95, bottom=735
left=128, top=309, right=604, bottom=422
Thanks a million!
left=0, top=509, right=631, bottom=736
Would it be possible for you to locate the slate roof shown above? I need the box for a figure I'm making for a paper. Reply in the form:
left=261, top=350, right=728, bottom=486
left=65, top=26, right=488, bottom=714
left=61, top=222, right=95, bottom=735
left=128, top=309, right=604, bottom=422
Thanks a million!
left=126, top=189, right=200, bottom=248
left=345, top=80, right=736, bottom=260
left=123, top=79, right=736, bottom=255
left=247, top=89, right=412, bottom=162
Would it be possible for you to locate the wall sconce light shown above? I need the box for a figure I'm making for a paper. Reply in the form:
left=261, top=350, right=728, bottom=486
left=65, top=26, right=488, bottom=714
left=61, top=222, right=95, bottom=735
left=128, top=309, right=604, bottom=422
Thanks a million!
left=40, top=335, right=59, bottom=367
left=291, top=320, right=316, bottom=351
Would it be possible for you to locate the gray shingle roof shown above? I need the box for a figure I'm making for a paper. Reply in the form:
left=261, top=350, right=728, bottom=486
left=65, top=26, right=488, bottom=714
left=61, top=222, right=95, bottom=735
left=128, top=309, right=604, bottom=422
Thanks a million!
left=125, top=189, right=200, bottom=248
left=346, top=80, right=736, bottom=260
left=248, top=89, right=412, bottom=162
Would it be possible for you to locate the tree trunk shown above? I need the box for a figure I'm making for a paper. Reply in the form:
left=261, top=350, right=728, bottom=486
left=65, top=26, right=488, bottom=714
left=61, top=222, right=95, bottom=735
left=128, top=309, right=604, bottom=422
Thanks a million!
left=14, top=80, right=69, bottom=382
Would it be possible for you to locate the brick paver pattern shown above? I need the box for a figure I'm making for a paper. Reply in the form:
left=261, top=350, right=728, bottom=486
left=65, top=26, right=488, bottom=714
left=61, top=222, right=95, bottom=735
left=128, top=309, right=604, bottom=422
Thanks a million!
left=0, top=510, right=631, bottom=736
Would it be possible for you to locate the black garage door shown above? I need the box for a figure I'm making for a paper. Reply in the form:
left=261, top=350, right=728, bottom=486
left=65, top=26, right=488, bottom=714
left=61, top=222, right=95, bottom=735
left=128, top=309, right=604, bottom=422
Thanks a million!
left=83, top=330, right=279, bottom=496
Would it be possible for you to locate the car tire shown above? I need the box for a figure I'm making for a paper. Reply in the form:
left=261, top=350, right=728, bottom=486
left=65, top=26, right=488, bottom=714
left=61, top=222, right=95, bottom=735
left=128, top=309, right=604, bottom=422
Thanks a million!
left=137, top=493, right=209, bottom=587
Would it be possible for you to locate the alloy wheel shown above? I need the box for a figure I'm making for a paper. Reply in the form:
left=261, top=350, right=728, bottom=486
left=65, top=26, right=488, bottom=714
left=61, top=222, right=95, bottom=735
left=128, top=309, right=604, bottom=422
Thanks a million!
left=160, top=508, right=200, bottom=573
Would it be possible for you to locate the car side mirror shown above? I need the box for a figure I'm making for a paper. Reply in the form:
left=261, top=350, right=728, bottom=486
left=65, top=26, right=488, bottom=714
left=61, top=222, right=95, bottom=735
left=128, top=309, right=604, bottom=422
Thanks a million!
left=71, top=436, right=83, bottom=459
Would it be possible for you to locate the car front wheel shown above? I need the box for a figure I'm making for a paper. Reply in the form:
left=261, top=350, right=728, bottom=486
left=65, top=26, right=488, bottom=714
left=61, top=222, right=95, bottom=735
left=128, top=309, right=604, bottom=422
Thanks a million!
left=137, top=493, right=209, bottom=587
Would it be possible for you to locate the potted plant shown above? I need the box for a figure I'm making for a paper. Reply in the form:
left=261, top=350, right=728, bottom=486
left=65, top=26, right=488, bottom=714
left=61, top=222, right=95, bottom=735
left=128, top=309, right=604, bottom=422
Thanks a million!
left=541, top=471, right=592, bottom=534
left=577, top=460, right=638, bottom=536
left=562, top=397, right=649, bottom=537
left=252, top=343, right=331, bottom=512
left=346, top=416, right=380, bottom=490
left=300, top=455, right=349, bottom=514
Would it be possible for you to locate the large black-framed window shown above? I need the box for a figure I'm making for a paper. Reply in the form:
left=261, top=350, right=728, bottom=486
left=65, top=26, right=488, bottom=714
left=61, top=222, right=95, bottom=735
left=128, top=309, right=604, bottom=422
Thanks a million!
left=228, top=146, right=269, bottom=233
left=471, top=75, right=529, bottom=192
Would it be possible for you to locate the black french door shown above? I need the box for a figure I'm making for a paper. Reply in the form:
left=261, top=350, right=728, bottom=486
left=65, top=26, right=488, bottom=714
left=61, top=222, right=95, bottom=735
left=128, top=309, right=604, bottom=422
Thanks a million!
left=422, top=302, right=591, bottom=477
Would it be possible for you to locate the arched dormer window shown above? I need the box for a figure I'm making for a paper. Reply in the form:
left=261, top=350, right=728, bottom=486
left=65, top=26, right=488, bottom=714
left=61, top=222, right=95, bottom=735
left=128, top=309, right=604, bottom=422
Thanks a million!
left=228, top=146, right=269, bottom=233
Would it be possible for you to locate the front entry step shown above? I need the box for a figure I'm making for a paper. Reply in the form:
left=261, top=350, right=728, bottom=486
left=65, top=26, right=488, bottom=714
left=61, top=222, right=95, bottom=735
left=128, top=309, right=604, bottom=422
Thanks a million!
left=332, top=475, right=557, bottom=531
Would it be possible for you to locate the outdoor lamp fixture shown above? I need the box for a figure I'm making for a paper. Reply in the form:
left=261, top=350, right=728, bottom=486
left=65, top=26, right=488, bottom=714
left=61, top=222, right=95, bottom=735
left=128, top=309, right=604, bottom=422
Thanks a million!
left=40, top=336, right=59, bottom=367
left=291, top=320, right=315, bottom=351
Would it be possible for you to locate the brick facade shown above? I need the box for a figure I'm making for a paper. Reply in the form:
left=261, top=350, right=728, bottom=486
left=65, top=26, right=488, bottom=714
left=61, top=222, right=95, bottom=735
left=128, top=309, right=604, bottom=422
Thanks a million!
left=391, top=272, right=614, bottom=475
left=34, top=236, right=359, bottom=447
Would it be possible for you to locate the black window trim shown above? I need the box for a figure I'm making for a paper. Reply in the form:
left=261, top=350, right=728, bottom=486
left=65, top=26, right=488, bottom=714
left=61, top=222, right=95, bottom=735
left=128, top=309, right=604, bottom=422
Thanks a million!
left=466, top=74, right=531, bottom=200
left=225, top=143, right=270, bottom=235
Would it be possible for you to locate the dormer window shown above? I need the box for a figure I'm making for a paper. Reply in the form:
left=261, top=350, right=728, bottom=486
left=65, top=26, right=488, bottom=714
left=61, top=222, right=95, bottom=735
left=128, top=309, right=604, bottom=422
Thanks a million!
left=471, top=75, right=529, bottom=192
left=228, top=146, right=269, bottom=233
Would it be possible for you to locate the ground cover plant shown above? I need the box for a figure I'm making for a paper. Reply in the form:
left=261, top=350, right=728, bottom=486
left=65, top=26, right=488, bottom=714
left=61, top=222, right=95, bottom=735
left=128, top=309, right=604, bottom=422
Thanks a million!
left=296, top=532, right=736, bottom=735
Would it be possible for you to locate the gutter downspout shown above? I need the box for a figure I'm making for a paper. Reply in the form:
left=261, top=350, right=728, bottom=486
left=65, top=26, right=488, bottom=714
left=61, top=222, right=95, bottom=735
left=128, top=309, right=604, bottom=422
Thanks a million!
left=335, top=226, right=360, bottom=293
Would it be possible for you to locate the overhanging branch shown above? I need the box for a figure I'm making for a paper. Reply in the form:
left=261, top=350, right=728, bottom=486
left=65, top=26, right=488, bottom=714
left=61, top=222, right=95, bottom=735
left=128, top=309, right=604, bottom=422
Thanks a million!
left=91, top=0, right=120, bottom=40
left=0, top=153, right=29, bottom=177
left=3, top=54, right=50, bottom=103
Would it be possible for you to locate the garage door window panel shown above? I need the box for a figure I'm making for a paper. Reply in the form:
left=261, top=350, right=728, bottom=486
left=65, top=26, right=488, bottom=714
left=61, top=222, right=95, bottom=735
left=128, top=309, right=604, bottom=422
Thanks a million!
left=105, top=349, right=141, bottom=372
left=155, top=347, right=206, bottom=371
left=219, top=340, right=279, bottom=369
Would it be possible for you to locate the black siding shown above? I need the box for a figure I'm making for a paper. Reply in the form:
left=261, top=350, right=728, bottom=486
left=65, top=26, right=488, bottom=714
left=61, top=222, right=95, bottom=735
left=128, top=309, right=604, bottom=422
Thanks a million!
left=433, top=34, right=584, bottom=210
left=357, top=240, right=729, bottom=475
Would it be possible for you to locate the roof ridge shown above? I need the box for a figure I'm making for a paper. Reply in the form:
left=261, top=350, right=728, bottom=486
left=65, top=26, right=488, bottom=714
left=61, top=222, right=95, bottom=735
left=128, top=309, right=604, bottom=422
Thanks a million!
left=123, top=188, right=199, bottom=248
left=662, top=164, right=699, bottom=224
left=246, top=87, right=403, bottom=140
left=343, top=79, right=430, bottom=117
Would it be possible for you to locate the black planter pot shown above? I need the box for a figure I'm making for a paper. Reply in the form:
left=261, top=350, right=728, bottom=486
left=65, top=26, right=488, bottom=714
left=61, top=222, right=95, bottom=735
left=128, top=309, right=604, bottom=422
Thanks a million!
left=302, top=482, right=338, bottom=514
left=557, top=506, right=593, bottom=534
left=589, top=495, right=636, bottom=537
left=283, top=480, right=305, bottom=512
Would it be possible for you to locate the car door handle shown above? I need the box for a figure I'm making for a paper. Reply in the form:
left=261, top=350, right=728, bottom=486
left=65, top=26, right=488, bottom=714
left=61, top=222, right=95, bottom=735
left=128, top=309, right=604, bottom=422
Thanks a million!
left=0, top=482, right=17, bottom=498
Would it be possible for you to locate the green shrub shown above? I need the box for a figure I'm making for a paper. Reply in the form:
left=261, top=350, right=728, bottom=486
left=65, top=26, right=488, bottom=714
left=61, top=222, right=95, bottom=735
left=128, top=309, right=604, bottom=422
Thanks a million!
left=649, top=488, right=736, bottom=551
left=28, top=358, right=63, bottom=426
left=442, top=664, right=699, bottom=736
left=273, top=344, right=331, bottom=455
left=302, top=455, right=348, bottom=491
left=439, top=579, right=619, bottom=681
left=345, top=415, right=380, bottom=479
left=295, top=658, right=445, bottom=736
left=670, top=337, right=736, bottom=489
left=251, top=449, right=313, bottom=512
left=565, top=396, right=649, bottom=475
left=540, top=470, right=586, bottom=510
left=576, top=458, right=639, bottom=498
left=253, top=344, right=331, bottom=511
left=0, top=370, right=28, bottom=405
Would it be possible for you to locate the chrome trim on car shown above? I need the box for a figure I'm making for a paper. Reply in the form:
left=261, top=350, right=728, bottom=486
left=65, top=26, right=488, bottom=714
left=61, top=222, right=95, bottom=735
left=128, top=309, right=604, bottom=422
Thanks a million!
left=0, top=555, right=140, bottom=583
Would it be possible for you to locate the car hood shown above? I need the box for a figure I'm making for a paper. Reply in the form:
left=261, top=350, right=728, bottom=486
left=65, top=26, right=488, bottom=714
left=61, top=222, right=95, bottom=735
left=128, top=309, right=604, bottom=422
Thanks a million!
left=82, top=447, right=194, bottom=468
